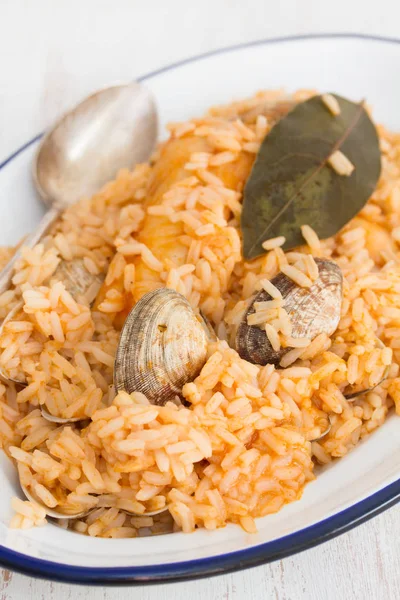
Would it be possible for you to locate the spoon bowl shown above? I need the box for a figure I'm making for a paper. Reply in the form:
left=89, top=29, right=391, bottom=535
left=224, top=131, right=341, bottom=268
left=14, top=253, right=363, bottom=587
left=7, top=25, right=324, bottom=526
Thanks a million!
left=34, top=82, right=158, bottom=208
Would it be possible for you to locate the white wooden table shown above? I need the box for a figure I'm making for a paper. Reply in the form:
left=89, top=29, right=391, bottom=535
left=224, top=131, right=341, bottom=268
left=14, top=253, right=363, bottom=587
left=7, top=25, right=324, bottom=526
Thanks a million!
left=1, top=1, right=399, bottom=597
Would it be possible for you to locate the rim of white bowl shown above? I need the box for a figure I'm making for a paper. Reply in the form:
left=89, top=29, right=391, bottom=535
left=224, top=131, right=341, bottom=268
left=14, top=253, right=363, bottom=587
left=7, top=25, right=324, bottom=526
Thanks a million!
left=1, top=32, right=400, bottom=585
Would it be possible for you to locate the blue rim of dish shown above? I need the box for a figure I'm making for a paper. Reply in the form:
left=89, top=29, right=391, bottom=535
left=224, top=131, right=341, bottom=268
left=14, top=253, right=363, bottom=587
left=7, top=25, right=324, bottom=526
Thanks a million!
left=1, top=32, right=400, bottom=585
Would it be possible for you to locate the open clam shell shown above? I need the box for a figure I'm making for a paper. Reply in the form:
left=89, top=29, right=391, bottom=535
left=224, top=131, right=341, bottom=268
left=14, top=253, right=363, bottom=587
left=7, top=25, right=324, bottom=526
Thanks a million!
left=39, top=408, right=88, bottom=425
left=309, top=415, right=332, bottom=442
left=114, top=288, right=213, bottom=406
left=0, top=300, right=98, bottom=425
left=235, top=258, right=343, bottom=366
left=20, top=481, right=96, bottom=520
left=0, top=301, right=27, bottom=385
left=344, top=338, right=391, bottom=401
left=0, top=258, right=104, bottom=423
left=52, top=257, right=104, bottom=304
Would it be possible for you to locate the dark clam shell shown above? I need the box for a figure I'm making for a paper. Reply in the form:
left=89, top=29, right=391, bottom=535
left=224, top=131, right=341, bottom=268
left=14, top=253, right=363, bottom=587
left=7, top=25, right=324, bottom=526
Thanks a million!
left=235, top=258, right=343, bottom=366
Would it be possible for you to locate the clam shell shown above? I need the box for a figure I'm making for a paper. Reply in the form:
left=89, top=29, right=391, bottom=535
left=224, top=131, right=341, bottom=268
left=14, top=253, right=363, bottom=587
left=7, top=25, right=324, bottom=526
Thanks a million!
left=52, top=257, right=104, bottom=304
left=310, top=415, right=332, bottom=442
left=344, top=338, right=390, bottom=400
left=0, top=301, right=26, bottom=385
left=20, top=481, right=166, bottom=519
left=235, top=259, right=343, bottom=366
left=114, top=288, right=211, bottom=405
left=39, top=408, right=89, bottom=425
left=240, top=99, right=295, bottom=124
left=0, top=258, right=104, bottom=424
left=0, top=304, right=85, bottom=424
left=20, top=481, right=97, bottom=520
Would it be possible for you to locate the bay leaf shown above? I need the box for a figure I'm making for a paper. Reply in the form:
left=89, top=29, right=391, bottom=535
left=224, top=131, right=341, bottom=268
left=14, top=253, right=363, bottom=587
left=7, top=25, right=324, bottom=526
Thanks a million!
left=241, top=94, right=381, bottom=259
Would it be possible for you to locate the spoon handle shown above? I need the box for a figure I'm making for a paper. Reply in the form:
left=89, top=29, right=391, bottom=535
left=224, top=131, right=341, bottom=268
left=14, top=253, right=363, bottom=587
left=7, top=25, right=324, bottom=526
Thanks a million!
left=0, top=205, right=62, bottom=295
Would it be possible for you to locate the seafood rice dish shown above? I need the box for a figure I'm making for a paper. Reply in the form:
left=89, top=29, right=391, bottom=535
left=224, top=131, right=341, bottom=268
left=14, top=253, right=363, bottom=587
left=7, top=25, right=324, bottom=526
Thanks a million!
left=0, top=88, right=399, bottom=538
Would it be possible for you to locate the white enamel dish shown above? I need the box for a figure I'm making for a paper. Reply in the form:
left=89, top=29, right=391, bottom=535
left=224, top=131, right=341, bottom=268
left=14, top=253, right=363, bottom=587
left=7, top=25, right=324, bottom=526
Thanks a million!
left=1, top=33, right=400, bottom=585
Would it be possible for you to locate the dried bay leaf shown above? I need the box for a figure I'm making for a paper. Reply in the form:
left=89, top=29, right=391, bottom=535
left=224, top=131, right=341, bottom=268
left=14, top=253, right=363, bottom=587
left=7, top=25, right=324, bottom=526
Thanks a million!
left=241, top=94, right=381, bottom=259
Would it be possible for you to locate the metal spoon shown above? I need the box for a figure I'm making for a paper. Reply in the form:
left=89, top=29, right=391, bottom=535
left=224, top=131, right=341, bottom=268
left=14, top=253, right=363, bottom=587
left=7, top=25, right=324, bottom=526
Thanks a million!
left=0, top=81, right=158, bottom=295
left=20, top=481, right=166, bottom=520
